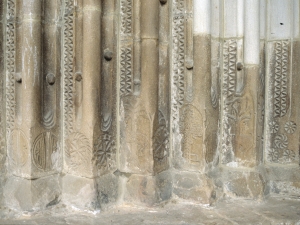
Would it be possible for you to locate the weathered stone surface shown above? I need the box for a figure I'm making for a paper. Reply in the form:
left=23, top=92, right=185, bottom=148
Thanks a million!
left=61, top=174, right=97, bottom=211
left=222, top=169, right=265, bottom=199
left=0, top=0, right=300, bottom=219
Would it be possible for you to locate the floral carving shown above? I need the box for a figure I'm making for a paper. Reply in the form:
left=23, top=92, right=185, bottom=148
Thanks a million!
left=274, top=134, right=288, bottom=149
left=283, top=149, right=295, bottom=162
left=93, top=133, right=115, bottom=171
left=269, top=121, right=279, bottom=134
left=268, top=148, right=279, bottom=162
left=284, top=121, right=296, bottom=134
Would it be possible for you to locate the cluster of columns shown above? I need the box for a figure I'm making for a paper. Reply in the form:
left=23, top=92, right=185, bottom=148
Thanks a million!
left=0, top=0, right=299, bottom=212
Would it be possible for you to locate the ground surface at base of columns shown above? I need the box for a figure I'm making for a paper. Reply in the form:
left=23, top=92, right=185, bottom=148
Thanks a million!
left=0, top=197, right=299, bottom=224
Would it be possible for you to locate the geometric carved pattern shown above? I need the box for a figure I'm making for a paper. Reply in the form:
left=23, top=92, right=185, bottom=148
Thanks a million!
left=223, top=40, right=237, bottom=97
left=93, top=133, right=116, bottom=172
left=221, top=39, right=237, bottom=164
left=153, top=111, right=169, bottom=167
left=273, top=41, right=289, bottom=118
left=172, top=0, right=185, bottom=121
left=120, top=0, right=132, bottom=35
left=63, top=0, right=74, bottom=137
left=120, top=48, right=132, bottom=96
left=6, top=0, right=16, bottom=130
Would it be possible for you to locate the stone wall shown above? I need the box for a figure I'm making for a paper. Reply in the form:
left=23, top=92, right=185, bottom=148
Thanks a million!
left=0, top=0, right=299, bottom=213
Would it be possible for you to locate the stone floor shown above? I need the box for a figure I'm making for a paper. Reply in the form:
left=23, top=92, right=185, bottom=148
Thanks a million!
left=0, top=197, right=300, bottom=225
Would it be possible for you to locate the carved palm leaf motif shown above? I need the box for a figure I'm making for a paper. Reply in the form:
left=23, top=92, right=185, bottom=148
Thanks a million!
left=8, top=129, right=28, bottom=167
left=66, top=132, right=93, bottom=175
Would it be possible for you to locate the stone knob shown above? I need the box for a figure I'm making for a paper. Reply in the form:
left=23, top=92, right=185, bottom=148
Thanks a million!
left=46, top=73, right=55, bottom=85
left=186, top=60, right=193, bottom=70
left=15, top=73, right=22, bottom=83
left=237, top=62, right=243, bottom=71
left=75, top=72, right=82, bottom=82
left=104, top=48, right=113, bottom=61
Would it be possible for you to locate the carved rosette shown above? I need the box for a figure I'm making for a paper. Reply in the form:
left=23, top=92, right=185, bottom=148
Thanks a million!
left=265, top=41, right=298, bottom=165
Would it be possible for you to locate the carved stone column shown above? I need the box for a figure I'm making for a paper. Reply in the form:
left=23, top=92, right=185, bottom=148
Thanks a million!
left=264, top=0, right=300, bottom=196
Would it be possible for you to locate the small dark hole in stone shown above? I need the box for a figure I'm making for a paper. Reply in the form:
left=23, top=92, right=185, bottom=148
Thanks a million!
left=280, top=23, right=284, bottom=25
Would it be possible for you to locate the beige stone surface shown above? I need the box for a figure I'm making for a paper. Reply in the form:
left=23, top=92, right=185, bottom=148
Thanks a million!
left=1, top=198, right=300, bottom=224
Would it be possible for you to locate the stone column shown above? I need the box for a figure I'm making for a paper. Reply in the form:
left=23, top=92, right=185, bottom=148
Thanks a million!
left=62, top=0, right=101, bottom=210
left=220, top=0, right=265, bottom=199
left=96, top=0, right=119, bottom=209
left=264, top=0, right=300, bottom=196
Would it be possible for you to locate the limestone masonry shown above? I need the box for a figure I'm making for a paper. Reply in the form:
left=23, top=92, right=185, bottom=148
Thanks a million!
left=0, top=0, right=299, bottom=219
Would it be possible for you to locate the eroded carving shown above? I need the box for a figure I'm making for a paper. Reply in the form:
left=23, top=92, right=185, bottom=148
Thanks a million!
left=8, top=129, right=28, bottom=167
left=153, top=111, right=169, bottom=171
left=179, top=105, right=203, bottom=164
left=66, top=132, right=93, bottom=175
left=32, top=132, right=58, bottom=171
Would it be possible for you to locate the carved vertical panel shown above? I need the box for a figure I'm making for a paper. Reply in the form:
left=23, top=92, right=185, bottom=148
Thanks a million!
left=63, top=0, right=74, bottom=143
left=221, top=39, right=256, bottom=166
left=63, top=0, right=75, bottom=174
left=265, top=41, right=300, bottom=164
left=0, top=0, right=5, bottom=170
left=172, top=0, right=206, bottom=170
left=153, top=0, right=170, bottom=174
left=6, top=0, right=16, bottom=132
left=171, top=0, right=185, bottom=122
left=120, top=0, right=133, bottom=96
left=94, top=0, right=117, bottom=175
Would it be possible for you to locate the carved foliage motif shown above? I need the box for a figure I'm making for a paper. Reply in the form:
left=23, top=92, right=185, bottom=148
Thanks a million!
left=93, top=133, right=116, bottom=172
left=179, top=105, right=203, bottom=164
left=6, top=0, right=16, bottom=130
left=153, top=111, right=169, bottom=171
left=274, top=41, right=289, bottom=118
left=120, top=0, right=132, bottom=35
left=63, top=0, right=74, bottom=137
left=266, top=41, right=297, bottom=164
left=221, top=40, right=237, bottom=163
left=32, top=132, right=58, bottom=171
left=120, top=47, right=132, bottom=96
left=221, top=40, right=255, bottom=164
left=66, top=132, right=93, bottom=175
left=8, top=129, right=29, bottom=167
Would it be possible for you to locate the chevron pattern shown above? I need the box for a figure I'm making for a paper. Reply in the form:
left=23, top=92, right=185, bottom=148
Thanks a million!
left=274, top=41, right=289, bottom=118
left=120, top=48, right=132, bottom=96
left=63, top=0, right=74, bottom=137
left=6, top=0, right=16, bottom=131
left=120, top=0, right=132, bottom=35
left=172, top=13, right=185, bottom=121
left=223, top=40, right=237, bottom=98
